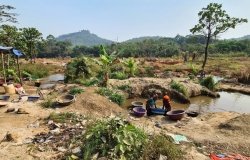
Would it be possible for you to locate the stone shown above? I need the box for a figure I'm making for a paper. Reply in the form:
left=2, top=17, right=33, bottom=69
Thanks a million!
left=72, top=147, right=81, bottom=154
left=57, top=146, right=67, bottom=152
left=16, top=108, right=29, bottom=114
left=5, top=108, right=15, bottom=113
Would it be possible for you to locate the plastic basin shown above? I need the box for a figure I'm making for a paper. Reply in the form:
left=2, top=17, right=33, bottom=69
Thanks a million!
left=133, top=107, right=146, bottom=117
left=166, top=110, right=185, bottom=121
left=131, top=101, right=144, bottom=107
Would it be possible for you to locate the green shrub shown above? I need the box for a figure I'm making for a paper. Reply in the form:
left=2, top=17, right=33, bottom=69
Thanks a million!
left=82, top=117, right=147, bottom=160
left=40, top=97, right=55, bottom=108
left=109, top=93, right=125, bottom=106
left=200, top=76, right=217, bottom=90
left=69, top=87, right=84, bottom=95
left=145, top=66, right=155, bottom=77
left=64, top=57, right=91, bottom=83
left=110, top=71, right=127, bottom=80
left=96, top=88, right=125, bottom=105
left=117, top=84, right=132, bottom=91
left=142, top=135, right=183, bottom=160
left=170, top=80, right=188, bottom=96
left=82, top=78, right=99, bottom=86
left=48, top=112, right=80, bottom=124
left=21, top=63, right=52, bottom=79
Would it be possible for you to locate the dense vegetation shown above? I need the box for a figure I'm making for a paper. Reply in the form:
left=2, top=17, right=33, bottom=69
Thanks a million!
left=1, top=25, right=250, bottom=60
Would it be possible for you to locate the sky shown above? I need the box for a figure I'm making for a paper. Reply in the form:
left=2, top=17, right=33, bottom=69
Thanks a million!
left=1, top=0, right=250, bottom=42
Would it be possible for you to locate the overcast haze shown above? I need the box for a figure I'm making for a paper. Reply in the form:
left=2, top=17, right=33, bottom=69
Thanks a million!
left=1, top=0, right=250, bottom=42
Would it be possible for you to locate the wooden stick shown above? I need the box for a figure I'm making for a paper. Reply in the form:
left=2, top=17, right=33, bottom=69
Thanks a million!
left=1, top=52, right=6, bottom=84
left=17, top=56, right=22, bottom=85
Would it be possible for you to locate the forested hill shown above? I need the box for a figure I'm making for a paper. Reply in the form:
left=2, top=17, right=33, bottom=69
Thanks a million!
left=125, top=36, right=163, bottom=43
left=232, top=35, right=250, bottom=41
left=57, top=30, right=113, bottom=46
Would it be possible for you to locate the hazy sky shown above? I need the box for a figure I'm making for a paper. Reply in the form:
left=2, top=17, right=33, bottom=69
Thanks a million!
left=1, top=0, right=250, bottom=41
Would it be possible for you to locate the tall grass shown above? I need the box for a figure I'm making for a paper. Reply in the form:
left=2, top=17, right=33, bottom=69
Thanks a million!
left=200, top=76, right=217, bottom=90
left=20, top=63, right=54, bottom=79
left=96, top=88, right=125, bottom=106
left=170, top=80, right=188, bottom=96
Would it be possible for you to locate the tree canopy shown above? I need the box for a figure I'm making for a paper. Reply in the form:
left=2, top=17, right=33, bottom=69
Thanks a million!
left=190, top=3, right=248, bottom=69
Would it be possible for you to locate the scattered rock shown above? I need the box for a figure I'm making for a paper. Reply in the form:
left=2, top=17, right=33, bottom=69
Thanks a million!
left=5, top=108, right=15, bottom=113
left=57, top=146, right=67, bottom=152
left=16, top=108, right=29, bottom=114
left=72, top=146, right=81, bottom=154
left=49, top=128, right=61, bottom=135
left=159, top=154, right=168, bottom=160
left=1, top=132, right=15, bottom=142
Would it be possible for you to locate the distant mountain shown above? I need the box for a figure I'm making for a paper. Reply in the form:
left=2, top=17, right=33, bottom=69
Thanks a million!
left=57, top=30, right=113, bottom=46
left=125, top=36, right=163, bottom=43
left=231, top=35, right=250, bottom=41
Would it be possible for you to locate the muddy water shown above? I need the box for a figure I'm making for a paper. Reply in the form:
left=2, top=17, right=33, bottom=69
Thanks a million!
left=39, top=74, right=64, bottom=89
left=46, top=74, right=64, bottom=82
left=123, top=92, right=250, bottom=113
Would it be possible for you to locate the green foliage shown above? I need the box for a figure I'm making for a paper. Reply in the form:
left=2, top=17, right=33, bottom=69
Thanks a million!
left=170, top=80, right=188, bottom=96
left=77, top=78, right=99, bottom=86
left=96, top=87, right=125, bottom=106
left=0, top=5, right=17, bottom=23
left=65, top=57, right=91, bottom=83
left=145, top=66, right=155, bottom=77
left=190, top=3, right=248, bottom=69
left=110, top=71, right=127, bottom=80
left=99, top=45, right=117, bottom=87
left=6, top=69, right=20, bottom=82
left=20, top=27, right=43, bottom=62
left=40, top=97, right=55, bottom=108
left=48, top=112, right=82, bottom=124
left=69, top=87, right=84, bottom=95
left=200, top=76, right=217, bottom=90
left=82, top=117, right=147, bottom=160
left=142, top=135, right=183, bottom=160
left=20, top=63, right=50, bottom=79
left=117, top=84, right=132, bottom=91
left=22, top=71, right=32, bottom=79
left=123, top=58, right=137, bottom=77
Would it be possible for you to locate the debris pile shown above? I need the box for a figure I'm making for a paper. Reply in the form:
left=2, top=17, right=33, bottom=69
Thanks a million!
left=31, top=113, right=87, bottom=157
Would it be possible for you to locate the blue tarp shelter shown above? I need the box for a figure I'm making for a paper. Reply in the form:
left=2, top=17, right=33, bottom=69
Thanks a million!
left=0, top=46, right=24, bottom=85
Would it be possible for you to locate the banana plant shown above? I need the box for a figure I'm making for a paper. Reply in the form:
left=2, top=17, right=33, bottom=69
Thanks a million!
left=99, top=45, right=116, bottom=87
left=123, top=57, right=137, bottom=77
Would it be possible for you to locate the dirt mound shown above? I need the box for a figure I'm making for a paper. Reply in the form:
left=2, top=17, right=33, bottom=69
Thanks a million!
left=219, top=114, right=250, bottom=136
left=64, top=87, right=126, bottom=118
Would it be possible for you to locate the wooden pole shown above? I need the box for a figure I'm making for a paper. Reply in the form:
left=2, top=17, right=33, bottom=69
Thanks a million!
left=1, top=52, right=6, bottom=84
left=16, top=56, right=22, bottom=85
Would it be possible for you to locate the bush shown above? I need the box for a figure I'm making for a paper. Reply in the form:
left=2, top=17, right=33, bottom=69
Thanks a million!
left=96, top=87, right=125, bottom=106
left=48, top=112, right=82, bottom=124
left=142, top=135, right=183, bottom=160
left=69, top=87, right=84, bottom=95
left=170, top=80, right=188, bottom=96
left=110, top=71, right=127, bottom=80
left=200, top=76, right=217, bottom=90
left=64, top=57, right=91, bottom=83
left=82, top=117, right=147, bottom=160
left=40, top=97, right=55, bottom=108
left=21, top=63, right=52, bottom=79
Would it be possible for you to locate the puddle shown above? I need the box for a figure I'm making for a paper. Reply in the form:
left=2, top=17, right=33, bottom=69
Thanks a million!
left=188, top=91, right=250, bottom=113
left=123, top=91, right=250, bottom=113
left=46, top=74, right=64, bottom=82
